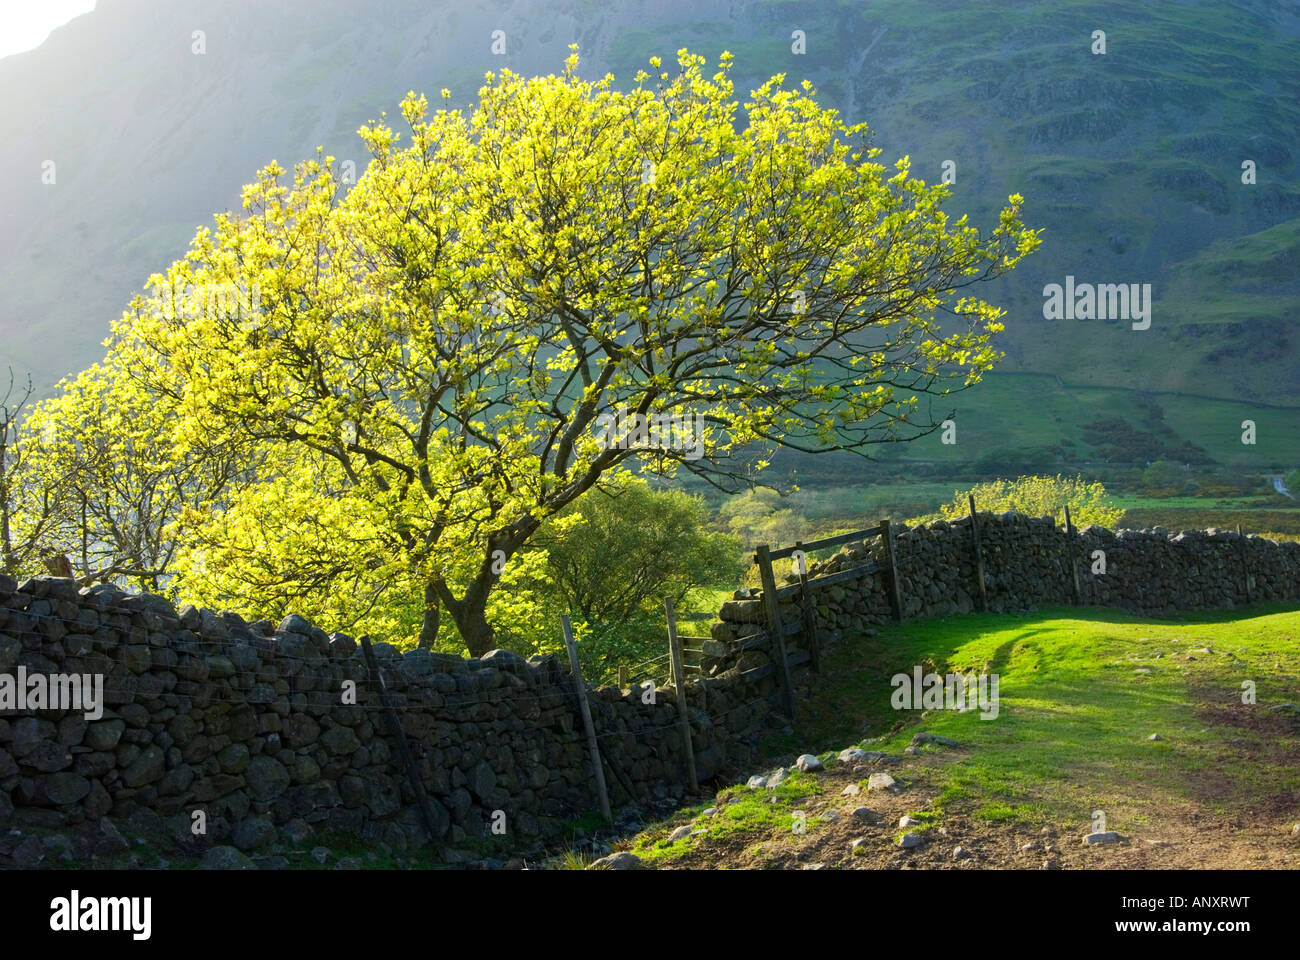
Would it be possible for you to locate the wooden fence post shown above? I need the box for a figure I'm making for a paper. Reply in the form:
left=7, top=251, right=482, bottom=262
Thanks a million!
left=1236, top=523, right=1253, bottom=604
left=617, top=665, right=627, bottom=689
left=754, top=544, right=797, bottom=723
left=664, top=597, right=699, bottom=794
left=793, top=540, right=821, bottom=672
left=1063, top=504, right=1081, bottom=606
left=561, top=615, right=613, bottom=827
left=359, top=635, right=442, bottom=848
left=967, top=494, right=987, bottom=612
left=881, top=519, right=904, bottom=623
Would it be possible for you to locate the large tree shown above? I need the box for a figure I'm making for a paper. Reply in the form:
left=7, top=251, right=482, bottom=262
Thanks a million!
left=94, top=49, right=1037, bottom=655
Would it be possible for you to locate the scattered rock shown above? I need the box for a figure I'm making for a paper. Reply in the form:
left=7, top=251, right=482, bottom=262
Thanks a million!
left=910, top=732, right=959, bottom=748
left=1083, top=831, right=1122, bottom=845
left=899, top=816, right=923, bottom=828
left=851, top=838, right=870, bottom=856
left=1147, top=733, right=1162, bottom=741
left=589, top=852, right=644, bottom=870
left=794, top=754, right=823, bottom=773
left=952, top=846, right=971, bottom=860
left=898, top=832, right=923, bottom=849
left=851, top=807, right=881, bottom=822
left=746, top=775, right=766, bottom=789
left=310, top=846, right=331, bottom=865
left=867, top=773, right=897, bottom=793
left=667, top=825, right=693, bottom=842
left=841, top=783, right=861, bottom=797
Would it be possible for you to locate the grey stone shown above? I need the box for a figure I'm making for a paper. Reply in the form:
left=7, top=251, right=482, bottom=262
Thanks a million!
left=794, top=753, right=823, bottom=773
left=867, top=773, right=897, bottom=792
left=588, top=852, right=644, bottom=870
left=199, top=846, right=258, bottom=870
left=1083, top=831, right=1122, bottom=845
left=121, top=746, right=165, bottom=787
left=232, top=816, right=277, bottom=852
left=245, top=755, right=291, bottom=802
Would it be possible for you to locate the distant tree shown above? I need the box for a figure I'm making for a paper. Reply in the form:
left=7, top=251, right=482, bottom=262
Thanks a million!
left=46, top=49, right=1037, bottom=655
left=932, top=475, right=1124, bottom=528
left=533, top=477, right=745, bottom=625
left=1140, top=459, right=1187, bottom=496
left=719, top=488, right=808, bottom=550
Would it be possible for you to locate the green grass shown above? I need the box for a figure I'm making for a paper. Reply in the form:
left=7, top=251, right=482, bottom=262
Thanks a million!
left=762, top=603, right=1300, bottom=828
left=629, top=770, right=825, bottom=864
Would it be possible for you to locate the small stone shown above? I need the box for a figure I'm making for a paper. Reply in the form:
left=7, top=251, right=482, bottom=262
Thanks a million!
left=952, top=846, right=970, bottom=860
left=899, top=816, right=923, bottom=828
left=851, top=838, right=870, bottom=856
left=766, top=767, right=788, bottom=789
left=702, top=807, right=717, bottom=816
left=1042, top=859, right=1060, bottom=870
left=310, top=846, right=331, bottom=865
left=1083, top=831, right=1121, bottom=845
left=1021, top=841, right=1038, bottom=852
left=1147, top=733, right=1162, bottom=741
left=838, top=747, right=870, bottom=763
left=667, top=825, right=693, bottom=842
left=910, top=732, right=959, bottom=748
left=746, top=775, right=766, bottom=789
left=589, top=852, right=643, bottom=870
left=867, top=773, right=896, bottom=792
left=898, top=832, right=923, bottom=849
left=794, top=754, right=823, bottom=773
left=851, top=806, right=881, bottom=822
left=841, top=783, right=861, bottom=797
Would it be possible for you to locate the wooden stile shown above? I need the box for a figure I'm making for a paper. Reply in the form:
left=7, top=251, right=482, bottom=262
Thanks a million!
left=664, top=597, right=699, bottom=794
left=561, top=615, right=613, bottom=826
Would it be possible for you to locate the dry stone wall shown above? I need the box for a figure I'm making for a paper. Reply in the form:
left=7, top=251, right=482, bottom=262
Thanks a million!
left=0, top=574, right=779, bottom=857
left=4, top=512, right=1297, bottom=861
left=710, top=514, right=1300, bottom=672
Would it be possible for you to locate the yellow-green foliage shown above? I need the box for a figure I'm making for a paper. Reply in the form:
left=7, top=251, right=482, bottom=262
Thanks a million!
left=13, top=48, right=1038, bottom=655
left=930, top=475, right=1125, bottom=528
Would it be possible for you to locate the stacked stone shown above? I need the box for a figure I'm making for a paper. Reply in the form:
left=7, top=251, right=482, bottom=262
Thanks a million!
left=709, top=514, right=1300, bottom=659
left=0, top=575, right=771, bottom=853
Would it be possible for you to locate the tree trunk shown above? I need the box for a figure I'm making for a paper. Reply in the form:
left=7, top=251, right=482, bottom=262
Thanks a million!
left=417, top=581, right=441, bottom=650
left=432, top=571, right=497, bottom=658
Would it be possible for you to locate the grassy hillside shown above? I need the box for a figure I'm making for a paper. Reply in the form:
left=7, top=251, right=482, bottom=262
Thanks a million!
left=618, top=604, right=1300, bottom=869
left=1, top=0, right=1296, bottom=470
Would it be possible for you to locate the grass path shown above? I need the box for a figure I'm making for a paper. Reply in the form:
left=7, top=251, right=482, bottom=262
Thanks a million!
left=621, top=604, right=1300, bottom=869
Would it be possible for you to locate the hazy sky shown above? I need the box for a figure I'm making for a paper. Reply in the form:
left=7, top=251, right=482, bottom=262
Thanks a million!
left=0, top=0, right=96, bottom=60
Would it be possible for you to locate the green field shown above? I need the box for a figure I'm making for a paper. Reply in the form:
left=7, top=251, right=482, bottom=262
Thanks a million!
left=625, top=603, right=1300, bottom=867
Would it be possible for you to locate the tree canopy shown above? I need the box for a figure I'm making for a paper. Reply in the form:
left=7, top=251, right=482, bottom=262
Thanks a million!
left=16, top=49, right=1039, bottom=655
